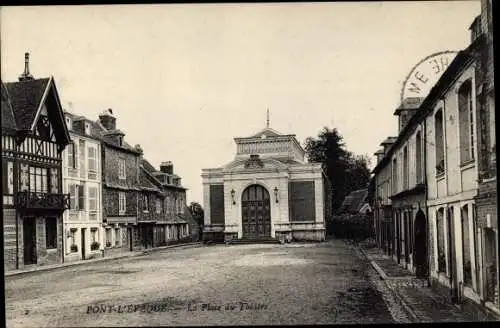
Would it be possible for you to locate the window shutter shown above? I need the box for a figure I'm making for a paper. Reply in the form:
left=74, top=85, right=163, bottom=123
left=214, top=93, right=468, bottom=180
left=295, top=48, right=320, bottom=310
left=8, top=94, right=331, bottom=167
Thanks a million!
left=78, top=185, right=85, bottom=210
left=289, top=181, right=315, bottom=222
left=209, top=185, right=225, bottom=224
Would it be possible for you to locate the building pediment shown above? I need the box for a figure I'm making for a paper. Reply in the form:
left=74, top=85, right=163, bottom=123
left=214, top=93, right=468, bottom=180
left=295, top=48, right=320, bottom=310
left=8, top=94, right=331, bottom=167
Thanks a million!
left=222, top=156, right=289, bottom=173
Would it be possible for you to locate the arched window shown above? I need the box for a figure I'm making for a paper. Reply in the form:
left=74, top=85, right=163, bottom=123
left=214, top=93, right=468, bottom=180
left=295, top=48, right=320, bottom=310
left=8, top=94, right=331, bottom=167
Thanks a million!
left=416, top=131, right=423, bottom=184
left=434, top=110, right=445, bottom=175
left=458, top=80, right=474, bottom=163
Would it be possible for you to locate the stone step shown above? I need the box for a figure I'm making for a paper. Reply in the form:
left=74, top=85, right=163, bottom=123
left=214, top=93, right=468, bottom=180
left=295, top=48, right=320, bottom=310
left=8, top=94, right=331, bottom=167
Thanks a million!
left=228, top=238, right=281, bottom=245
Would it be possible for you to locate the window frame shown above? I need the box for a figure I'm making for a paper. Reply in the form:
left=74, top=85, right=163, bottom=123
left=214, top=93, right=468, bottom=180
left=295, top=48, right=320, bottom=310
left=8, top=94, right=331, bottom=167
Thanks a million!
left=119, top=191, right=126, bottom=215
left=88, top=186, right=98, bottom=211
left=87, top=146, right=97, bottom=173
left=118, top=158, right=126, bottom=180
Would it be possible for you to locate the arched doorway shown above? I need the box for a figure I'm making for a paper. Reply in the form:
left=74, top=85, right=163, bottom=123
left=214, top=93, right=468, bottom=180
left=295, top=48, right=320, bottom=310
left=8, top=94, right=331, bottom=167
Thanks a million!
left=414, top=209, right=428, bottom=278
left=241, top=184, right=271, bottom=238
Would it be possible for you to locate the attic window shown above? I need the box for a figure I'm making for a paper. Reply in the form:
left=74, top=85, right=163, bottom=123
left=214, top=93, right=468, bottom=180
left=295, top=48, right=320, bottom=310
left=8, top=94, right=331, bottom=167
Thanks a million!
left=36, top=115, right=51, bottom=139
left=85, top=123, right=90, bottom=135
left=66, top=117, right=72, bottom=130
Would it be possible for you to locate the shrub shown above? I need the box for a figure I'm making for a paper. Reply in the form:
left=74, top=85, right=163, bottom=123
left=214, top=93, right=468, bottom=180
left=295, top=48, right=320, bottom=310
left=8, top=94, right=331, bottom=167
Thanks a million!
left=329, top=214, right=375, bottom=241
left=90, top=241, right=100, bottom=251
left=70, top=244, right=78, bottom=253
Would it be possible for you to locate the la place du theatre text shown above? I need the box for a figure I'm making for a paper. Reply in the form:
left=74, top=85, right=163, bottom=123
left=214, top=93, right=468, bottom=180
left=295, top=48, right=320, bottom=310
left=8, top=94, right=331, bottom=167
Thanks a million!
left=87, top=302, right=269, bottom=314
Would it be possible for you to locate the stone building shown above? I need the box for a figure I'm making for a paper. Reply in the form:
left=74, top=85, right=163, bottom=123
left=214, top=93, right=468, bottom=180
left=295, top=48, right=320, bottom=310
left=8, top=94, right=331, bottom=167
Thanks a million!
left=201, top=123, right=328, bottom=243
left=138, top=159, right=192, bottom=248
left=2, top=53, right=71, bottom=271
left=372, top=7, right=497, bottom=318
left=96, top=109, right=142, bottom=255
left=62, top=112, right=104, bottom=261
left=473, top=0, right=498, bottom=313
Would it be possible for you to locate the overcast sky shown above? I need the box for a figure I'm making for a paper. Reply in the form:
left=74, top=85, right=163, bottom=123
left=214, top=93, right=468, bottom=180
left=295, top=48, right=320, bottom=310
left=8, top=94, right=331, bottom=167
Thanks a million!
left=1, top=2, right=480, bottom=204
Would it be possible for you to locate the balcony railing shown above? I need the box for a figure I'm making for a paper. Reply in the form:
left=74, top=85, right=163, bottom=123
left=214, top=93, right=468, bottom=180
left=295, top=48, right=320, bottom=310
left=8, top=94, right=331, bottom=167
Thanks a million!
left=16, top=191, right=70, bottom=212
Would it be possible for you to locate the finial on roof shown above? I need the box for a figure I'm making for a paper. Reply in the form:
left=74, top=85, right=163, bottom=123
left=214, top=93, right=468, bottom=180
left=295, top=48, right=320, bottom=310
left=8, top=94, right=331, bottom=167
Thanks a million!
left=266, top=108, right=270, bottom=128
left=19, top=52, right=34, bottom=81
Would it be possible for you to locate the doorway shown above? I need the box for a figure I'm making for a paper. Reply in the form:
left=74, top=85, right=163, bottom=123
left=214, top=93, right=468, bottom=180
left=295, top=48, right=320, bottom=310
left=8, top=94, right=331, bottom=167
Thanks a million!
left=23, top=217, right=37, bottom=265
left=241, top=184, right=271, bottom=238
left=414, top=209, right=428, bottom=278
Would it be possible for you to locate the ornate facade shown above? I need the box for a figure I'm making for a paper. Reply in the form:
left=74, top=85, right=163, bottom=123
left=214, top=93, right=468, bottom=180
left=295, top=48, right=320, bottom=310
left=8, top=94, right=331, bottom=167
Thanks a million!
left=201, top=125, right=328, bottom=242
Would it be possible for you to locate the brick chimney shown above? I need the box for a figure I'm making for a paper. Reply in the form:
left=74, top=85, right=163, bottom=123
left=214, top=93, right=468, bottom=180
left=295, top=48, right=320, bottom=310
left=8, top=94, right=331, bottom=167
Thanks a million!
left=99, top=108, right=116, bottom=131
left=19, top=52, right=34, bottom=81
left=160, top=161, right=174, bottom=175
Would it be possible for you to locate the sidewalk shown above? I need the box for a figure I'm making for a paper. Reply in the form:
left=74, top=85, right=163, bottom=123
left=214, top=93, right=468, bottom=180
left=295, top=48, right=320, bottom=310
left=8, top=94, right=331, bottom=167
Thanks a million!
left=359, top=245, right=498, bottom=322
left=5, top=242, right=203, bottom=278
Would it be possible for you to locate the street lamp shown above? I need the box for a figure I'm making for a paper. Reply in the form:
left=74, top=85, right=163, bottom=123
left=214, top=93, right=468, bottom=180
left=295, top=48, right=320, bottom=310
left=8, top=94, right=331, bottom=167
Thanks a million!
left=274, top=187, right=279, bottom=203
left=231, top=189, right=236, bottom=205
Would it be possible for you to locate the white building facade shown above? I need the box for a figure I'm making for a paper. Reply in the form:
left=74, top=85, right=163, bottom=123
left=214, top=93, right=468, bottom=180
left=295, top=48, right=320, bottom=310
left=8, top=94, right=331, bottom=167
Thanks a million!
left=62, top=113, right=104, bottom=261
left=202, top=126, right=327, bottom=242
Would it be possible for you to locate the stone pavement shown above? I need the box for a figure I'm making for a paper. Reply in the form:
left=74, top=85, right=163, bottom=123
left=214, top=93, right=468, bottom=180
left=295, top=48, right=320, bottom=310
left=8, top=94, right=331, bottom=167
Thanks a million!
left=4, top=242, right=202, bottom=277
left=359, top=245, right=496, bottom=323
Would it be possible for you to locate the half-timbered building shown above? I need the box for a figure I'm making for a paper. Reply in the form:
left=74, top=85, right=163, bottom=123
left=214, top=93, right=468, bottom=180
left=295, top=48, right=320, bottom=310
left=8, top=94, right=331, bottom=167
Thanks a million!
left=2, top=53, right=71, bottom=271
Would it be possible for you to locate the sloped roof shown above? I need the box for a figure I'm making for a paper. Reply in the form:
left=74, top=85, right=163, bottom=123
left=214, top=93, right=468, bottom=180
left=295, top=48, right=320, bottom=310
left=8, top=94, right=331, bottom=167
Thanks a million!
left=339, top=188, right=369, bottom=213
left=247, top=127, right=285, bottom=138
left=1, top=82, right=16, bottom=130
left=4, top=78, right=50, bottom=130
left=139, top=168, right=161, bottom=192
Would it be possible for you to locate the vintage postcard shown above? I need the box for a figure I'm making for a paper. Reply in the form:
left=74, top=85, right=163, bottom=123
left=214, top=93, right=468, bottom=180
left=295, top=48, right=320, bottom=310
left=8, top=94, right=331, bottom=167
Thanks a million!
left=1, top=1, right=498, bottom=326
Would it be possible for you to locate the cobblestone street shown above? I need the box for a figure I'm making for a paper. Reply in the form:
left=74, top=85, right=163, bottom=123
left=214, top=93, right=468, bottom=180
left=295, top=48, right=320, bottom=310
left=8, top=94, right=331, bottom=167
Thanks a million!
left=6, top=239, right=401, bottom=327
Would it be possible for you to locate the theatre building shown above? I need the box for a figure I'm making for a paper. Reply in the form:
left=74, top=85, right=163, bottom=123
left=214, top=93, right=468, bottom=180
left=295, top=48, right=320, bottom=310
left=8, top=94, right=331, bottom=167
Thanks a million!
left=201, top=124, right=329, bottom=242
left=2, top=54, right=71, bottom=271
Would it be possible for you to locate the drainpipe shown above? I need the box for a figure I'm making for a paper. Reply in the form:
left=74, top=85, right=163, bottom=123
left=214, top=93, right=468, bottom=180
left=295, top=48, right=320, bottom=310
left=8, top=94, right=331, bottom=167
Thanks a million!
left=423, top=118, right=431, bottom=287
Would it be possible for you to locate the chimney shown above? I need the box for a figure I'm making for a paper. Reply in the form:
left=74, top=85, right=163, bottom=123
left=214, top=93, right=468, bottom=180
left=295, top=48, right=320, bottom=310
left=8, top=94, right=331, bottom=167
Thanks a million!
left=18, top=52, right=34, bottom=81
left=469, top=15, right=482, bottom=44
left=380, top=137, right=397, bottom=155
left=374, top=149, right=385, bottom=164
left=160, top=161, right=174, bottom=175
left=394, top=97, right=423, bottom=133
left=134, top=144, right=143, bottom=154
left=99, top=108, right=117, bottom=130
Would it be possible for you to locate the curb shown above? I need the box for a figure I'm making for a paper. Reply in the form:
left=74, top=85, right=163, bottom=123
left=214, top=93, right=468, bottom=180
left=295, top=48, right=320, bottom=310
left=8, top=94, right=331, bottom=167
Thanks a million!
left=354, top=244, right=418, bottom=322
left=5, top=242, right=203, bottom=277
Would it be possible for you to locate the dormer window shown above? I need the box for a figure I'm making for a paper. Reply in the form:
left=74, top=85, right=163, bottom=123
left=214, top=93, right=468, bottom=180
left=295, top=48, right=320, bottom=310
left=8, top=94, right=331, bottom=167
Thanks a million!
left=85, top=123, right=90, bottom=135
left=66, top=117, right=72, bottom=130
left=118, top=136, right=123, bottom=147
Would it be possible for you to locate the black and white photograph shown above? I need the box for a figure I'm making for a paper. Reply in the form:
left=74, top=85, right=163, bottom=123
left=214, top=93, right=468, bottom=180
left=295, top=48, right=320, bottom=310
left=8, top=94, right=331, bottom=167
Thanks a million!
left=1, top=1, right=498, bottom=326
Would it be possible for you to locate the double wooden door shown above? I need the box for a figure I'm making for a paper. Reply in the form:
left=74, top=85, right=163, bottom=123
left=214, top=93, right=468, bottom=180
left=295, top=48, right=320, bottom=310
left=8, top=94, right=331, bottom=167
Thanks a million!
left=241, top=185, right=271, bottom=238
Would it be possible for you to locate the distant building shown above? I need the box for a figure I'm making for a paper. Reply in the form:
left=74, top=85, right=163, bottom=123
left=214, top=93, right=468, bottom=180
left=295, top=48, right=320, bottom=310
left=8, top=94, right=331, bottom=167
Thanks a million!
left=201, top=122, right=329, bottom=242
left=338, top=188, right=371, bottom=215
left=2, top=53, right=71, bottom=271
left=139, top=159, right=192, bottom=248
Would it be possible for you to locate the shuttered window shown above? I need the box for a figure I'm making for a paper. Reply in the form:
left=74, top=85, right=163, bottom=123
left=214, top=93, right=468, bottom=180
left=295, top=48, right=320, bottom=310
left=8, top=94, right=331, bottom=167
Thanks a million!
left=289, top=181, right=316, bottom=222
left=209, top=185, right=225, bottom=224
